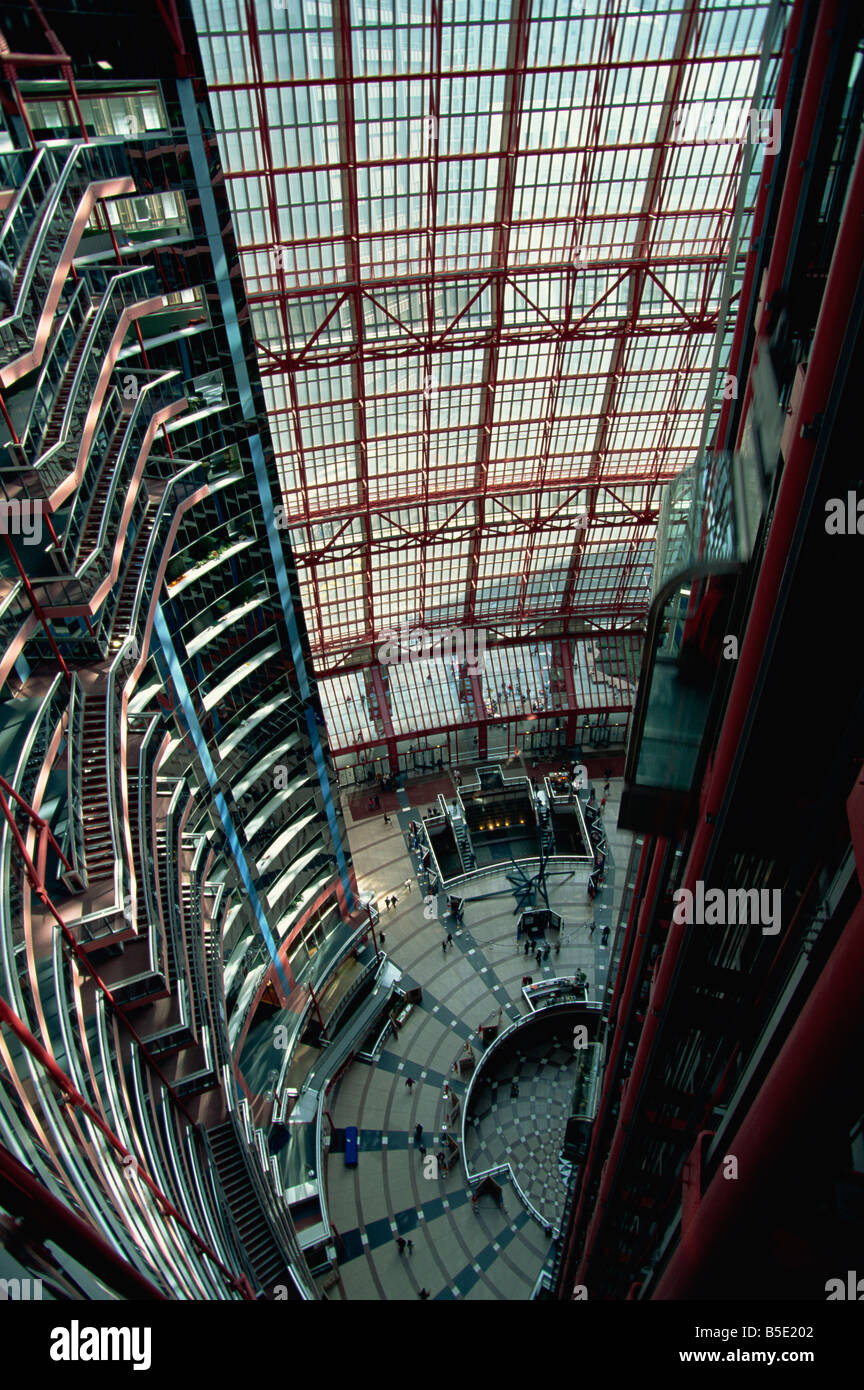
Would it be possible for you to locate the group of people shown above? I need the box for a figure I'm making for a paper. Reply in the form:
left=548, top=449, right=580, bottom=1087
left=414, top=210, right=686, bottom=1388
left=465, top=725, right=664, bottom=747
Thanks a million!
left=413, top=1123, right=451, bottom=1175
left=522, top=937, right=552, bottom=968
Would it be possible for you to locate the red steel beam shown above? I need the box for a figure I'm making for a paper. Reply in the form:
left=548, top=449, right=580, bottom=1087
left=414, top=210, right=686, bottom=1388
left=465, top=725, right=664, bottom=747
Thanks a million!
left=225, top=148, right=769, bottom=183
left=564, top=0, right=701, bottom=622
left=333, top=0, right=375, bottom=646
left=249, top=250, right=729, bottom=297
left=205, top=48, right=780, bottom=94
left=0, top=1141, right=167, bottom=1301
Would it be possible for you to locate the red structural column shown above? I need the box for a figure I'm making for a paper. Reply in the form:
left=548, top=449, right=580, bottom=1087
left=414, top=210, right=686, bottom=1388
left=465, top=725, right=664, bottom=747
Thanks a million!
left=558, top=835, right=667, bottom=1293
left=652, top=887, right=864, bottom=1298
left=734, top=0, right=843, bottom=451
left=568, top=52, right=864, bottom=1293
left=712, top=0, right=806, bottom=454
left=559, top=640, right=580, bottom=743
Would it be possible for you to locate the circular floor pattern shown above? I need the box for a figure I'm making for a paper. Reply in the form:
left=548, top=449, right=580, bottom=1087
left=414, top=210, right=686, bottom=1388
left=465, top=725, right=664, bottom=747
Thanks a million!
left=464, top=1039, right=578, bottom=1228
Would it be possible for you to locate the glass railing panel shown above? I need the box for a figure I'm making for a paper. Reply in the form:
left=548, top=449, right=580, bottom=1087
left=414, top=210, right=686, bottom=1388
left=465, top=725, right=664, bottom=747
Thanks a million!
left=622, top=449, right=767, bottom=828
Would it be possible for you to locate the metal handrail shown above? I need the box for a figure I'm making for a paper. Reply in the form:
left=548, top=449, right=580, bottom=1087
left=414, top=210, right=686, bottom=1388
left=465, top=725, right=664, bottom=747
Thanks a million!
left=114, top=459, right=203, bottom=660
left=1, top=145, right=81, bottom=328
left=2, top=141, right=132, bottom=327
left=0, top=673, right=66, bottom=952
left=65, top=674, right=87, bottom=886
left=33, top=266, right=156, bottom=474
left=0, top=147, right=55, bottom=267
left=71, top=371, right=182, bottom=581
left=133, top=716, right=163, bottom=974
left=0, top=579, right=27, bottom=643
left=105, top=639, right=135, bottom=904
left=460, top=1000, right=601, bottom=1227
left=20, top=277, right=90, bottom=448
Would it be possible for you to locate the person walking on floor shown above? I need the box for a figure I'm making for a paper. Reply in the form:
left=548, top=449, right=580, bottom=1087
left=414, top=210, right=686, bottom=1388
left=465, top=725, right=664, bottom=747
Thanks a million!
left=419, top=1288, right=430, bottom=1299
left=442, top=938, right=447, bottom=954
left=419, top=1144, right=427, bottom=1158
left=405, top=1077, right=415, bottom=1091
left=415, top=1123, right=423, bottom=1142
left=406, top=1240, right=414, bottom=1254
left=446, top=932, right=453, bottom=948
left=536, top=948, right=543, bottom=969
left=396, top=1237, right=406, bottom=1254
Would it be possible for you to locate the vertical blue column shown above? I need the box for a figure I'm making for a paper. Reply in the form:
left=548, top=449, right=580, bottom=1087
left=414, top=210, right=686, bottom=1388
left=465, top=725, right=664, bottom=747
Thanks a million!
left=178, top=79, right=354, bottom=914
left=153, top=605, right=294, bottom=998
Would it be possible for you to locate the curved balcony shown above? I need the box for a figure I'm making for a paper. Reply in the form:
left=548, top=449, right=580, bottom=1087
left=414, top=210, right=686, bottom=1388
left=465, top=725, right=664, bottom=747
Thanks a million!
left=461, top=1000, right=604, bottom=1234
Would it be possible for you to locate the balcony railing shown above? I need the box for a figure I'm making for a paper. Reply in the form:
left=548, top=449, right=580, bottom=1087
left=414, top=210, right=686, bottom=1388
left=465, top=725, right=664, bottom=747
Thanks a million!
left=21, top=265, right=156, bottom=474
left=0, top=673, right=67, bottom=968
left=0, top=140, right=134, bottom=364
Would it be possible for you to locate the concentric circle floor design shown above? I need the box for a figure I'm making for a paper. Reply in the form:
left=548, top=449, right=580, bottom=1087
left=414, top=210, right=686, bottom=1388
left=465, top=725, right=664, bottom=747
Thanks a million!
left=464, top=1039, right=579, bottom=1227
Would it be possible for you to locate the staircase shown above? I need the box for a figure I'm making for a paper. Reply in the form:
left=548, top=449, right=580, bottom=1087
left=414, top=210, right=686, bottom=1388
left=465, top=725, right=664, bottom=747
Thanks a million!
left=154, top=827, right=179, bottom=985
left=108, top=500, right=157, bottom=652
left=452, top=817, right=476, bottom=871
left=76, top=425, right=126, bottom=559
left=12, top=215, right=67, bottom=297
left=207, top=1121, right=291, bottom=1293
left=39, top=307, right=99, bottom=452
left=9, top=209, right=62, bottom=298
left=79, top=689, right=116, bottom=886
left=536, top=798, right=555, bottom=856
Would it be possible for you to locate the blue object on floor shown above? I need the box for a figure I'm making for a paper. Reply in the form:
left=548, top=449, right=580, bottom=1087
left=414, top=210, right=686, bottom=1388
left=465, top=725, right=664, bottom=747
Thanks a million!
left=345, top=1125, right=358, bottom=1166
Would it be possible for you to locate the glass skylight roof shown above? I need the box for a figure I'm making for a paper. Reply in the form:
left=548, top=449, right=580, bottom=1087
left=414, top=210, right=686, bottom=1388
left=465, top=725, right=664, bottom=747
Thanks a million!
left=191, top=0, right=782, bottom=670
